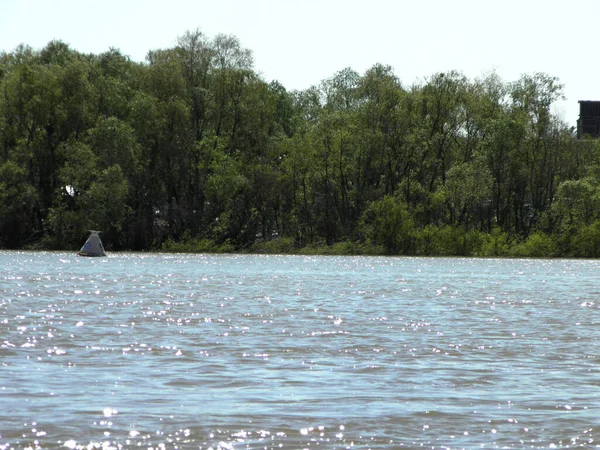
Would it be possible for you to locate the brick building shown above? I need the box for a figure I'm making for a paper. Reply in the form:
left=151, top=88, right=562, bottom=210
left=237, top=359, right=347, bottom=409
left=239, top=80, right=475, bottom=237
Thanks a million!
left=578, top=100, right=600, bottom=138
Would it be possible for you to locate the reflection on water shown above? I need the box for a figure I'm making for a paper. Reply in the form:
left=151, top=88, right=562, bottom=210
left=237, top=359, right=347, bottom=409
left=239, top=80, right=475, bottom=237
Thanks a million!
left=1, top=252, right=599, bottom=448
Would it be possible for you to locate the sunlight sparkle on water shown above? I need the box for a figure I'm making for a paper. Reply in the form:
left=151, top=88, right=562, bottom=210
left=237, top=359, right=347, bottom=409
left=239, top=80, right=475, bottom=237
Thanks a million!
left=1, top=253, right=600, bottom=448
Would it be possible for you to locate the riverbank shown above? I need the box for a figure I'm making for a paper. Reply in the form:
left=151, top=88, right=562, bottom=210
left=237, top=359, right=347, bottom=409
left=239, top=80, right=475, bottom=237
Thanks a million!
left=158, top=229, right=592, bottom=258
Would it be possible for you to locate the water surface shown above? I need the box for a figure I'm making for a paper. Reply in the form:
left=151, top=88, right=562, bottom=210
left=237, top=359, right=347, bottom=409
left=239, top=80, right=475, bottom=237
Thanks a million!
left=1, top=252, right=599, bottom=449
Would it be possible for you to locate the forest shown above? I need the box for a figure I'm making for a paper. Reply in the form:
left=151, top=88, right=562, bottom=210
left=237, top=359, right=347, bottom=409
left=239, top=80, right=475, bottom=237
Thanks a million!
left=2, top=30, right=600, bottom=257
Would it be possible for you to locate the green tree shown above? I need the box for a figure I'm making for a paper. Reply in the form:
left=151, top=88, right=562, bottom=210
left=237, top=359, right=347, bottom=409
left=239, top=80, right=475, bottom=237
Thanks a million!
left=552, top=178, right=600, bottom=230
left=360, top=195, right=414, bottom=254
left=443, top=158, right=492, bottom=229
left=45, top=141, right=98, bottom=249
left=86, top=165, right=131, bottom=246
left=0, top=160, right=38, bottom=247
left=509, top=73, right=565, bottom=233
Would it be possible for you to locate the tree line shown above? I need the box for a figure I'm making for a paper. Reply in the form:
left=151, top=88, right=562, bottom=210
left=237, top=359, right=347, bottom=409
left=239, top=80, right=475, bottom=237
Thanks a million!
left=1, top=30, right=600, bottom=257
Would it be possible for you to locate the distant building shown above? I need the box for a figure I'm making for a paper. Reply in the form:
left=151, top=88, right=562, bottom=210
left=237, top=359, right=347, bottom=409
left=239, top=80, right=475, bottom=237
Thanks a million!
left=578, top=101, right=600, bottom=138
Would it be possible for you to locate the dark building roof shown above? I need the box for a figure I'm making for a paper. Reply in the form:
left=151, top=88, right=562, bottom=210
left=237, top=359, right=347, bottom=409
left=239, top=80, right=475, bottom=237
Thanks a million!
left=578, top=100, right=600, bottom=138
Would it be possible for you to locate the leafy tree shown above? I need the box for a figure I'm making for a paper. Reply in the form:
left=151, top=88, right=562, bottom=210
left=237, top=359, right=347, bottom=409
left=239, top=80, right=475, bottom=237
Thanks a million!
left=45, top=141, right=98, bottom=248
left=0, top=31, right=587, bottom=256
left=0, top=160, right=38, bottom=247
left=571, top=221, right=600, bottom=257
left=418, top=71, right=468, bottom=193
left=552, top=178, right=600, bottom=230
left=86, top=165, right=131, bottom=246
left=360, top=195, right=414, bottom=254
left=177, top=29, right=213, bottom=141
left=509, top=73, right=565, bottom=231
left=87, top=116, right=138, bottom=176
left=443, top=158, right=492, bottom=229
left=355, top=64, right=407, bottom=198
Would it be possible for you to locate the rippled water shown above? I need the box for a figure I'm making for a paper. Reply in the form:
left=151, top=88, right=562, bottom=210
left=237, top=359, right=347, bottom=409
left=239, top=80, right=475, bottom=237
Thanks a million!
left=1, top=252, right=600, bottom=449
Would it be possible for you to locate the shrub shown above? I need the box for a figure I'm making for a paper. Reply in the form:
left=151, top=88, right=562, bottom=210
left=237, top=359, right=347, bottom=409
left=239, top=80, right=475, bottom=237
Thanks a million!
left=571, top=220, right=600, bottom=257
left=478, top=228, right=511, bottom=257
left=510, top=232, right=558, bottom=257
left=360, top=196, right=415, bottom=254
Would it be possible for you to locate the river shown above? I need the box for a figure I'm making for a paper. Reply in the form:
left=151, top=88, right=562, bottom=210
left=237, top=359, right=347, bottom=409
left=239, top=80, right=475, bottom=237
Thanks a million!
left=1, top=252, right=599, bottom=449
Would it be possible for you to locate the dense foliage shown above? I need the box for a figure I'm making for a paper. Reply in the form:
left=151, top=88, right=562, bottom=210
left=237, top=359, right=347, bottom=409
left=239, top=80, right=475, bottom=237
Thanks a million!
left=1, top=31, right=599, bottom=256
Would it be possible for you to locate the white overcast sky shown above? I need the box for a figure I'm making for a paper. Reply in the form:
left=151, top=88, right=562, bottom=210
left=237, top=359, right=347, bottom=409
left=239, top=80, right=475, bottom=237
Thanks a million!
left=1, top=0, right=598, bottom=127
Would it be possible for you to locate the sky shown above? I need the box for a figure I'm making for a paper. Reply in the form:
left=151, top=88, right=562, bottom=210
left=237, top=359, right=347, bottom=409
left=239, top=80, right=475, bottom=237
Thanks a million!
left=2, top=0, right=599, bottom=127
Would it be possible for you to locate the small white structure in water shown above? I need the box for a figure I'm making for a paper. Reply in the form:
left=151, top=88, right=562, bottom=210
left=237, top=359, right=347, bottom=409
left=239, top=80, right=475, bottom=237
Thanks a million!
left=77, top=230, right=107, bottom=257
